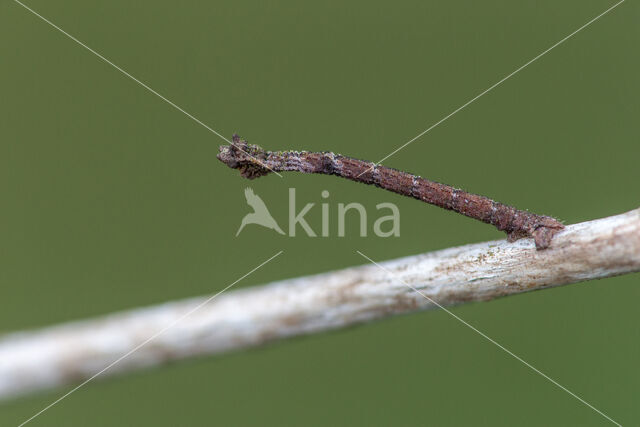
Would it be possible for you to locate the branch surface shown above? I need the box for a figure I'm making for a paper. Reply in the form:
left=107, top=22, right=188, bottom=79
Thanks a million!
left=1, top=208, right=639, bottom=400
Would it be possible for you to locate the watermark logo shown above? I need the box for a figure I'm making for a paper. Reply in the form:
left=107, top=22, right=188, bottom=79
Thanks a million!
left=236, top=188, right=400, bottom=237
left=237, top=188, right=286, bottom=236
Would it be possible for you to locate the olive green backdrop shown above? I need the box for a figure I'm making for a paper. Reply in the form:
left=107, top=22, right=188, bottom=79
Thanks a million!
left=1, top=1, right=638, bottom=425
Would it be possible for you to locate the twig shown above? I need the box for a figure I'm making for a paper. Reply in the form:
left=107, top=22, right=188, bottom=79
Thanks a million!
left=1, top=208, right=639, bottom=400
left=217, top=135, right=565, bottom=249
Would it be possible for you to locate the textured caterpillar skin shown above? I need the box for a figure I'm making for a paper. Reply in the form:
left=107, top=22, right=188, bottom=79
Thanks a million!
left=217, top=135, right=564, bottom=249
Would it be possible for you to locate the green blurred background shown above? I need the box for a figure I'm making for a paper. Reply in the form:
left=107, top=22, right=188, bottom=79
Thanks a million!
left=1, top=1, right=638, bottom=425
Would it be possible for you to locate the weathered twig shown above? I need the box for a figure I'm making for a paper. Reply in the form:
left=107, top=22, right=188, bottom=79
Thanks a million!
left=1, top=209, right=639, bottom=401
left=217, top=135, right=565, bottom=249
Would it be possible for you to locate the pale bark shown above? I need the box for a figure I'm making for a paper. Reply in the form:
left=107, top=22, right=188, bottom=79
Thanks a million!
left=1, top=208, right=639, bottom=401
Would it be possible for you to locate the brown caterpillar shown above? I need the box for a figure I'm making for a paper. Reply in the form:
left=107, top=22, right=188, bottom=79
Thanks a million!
left=217, top=134, right=564, bottom=249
